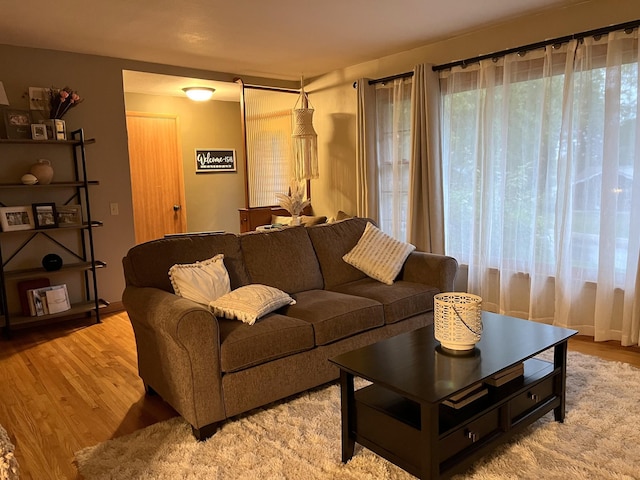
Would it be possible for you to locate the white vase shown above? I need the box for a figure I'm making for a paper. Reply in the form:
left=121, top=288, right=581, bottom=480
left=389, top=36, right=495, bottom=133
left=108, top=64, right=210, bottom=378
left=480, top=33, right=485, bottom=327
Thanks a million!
left=290, top=214, right=301, bottom=226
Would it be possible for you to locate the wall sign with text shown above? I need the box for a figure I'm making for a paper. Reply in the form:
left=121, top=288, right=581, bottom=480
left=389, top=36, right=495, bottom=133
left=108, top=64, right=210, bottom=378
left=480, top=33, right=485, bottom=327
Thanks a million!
left=195, top=149, right=237, bottom=173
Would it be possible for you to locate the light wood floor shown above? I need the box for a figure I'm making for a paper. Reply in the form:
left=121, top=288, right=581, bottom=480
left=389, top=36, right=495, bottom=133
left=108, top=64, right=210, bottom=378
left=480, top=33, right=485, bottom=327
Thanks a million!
left=1, top=312, right=639, bottom=480
left=0, top=312, right=177, bottom=480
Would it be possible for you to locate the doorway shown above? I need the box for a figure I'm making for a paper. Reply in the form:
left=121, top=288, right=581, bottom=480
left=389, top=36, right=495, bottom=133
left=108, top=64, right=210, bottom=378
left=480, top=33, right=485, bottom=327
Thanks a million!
left=122, top=70, right=245, bottom=236
left=125, top=112, right=187, bottom=243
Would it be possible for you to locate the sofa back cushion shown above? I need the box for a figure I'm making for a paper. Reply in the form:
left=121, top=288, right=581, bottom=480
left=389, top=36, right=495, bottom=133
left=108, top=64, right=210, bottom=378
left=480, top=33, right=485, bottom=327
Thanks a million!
left=240, top=226, right=324, bottom=293
left=123, top=233, right=250, bottom=292
left=307, top=218, right=370, bottom=289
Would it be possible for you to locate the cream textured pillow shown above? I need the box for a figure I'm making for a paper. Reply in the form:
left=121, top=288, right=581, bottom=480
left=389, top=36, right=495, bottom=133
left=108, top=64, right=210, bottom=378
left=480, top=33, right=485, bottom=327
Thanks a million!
left=169, top=254, right=231, bottom=305
left=300, top=215, right=327, bottom=226
left=210, top=284, right=296, bottom=325
left=271, top=215, right=327, bottom=226
left=343, top=222, right=416, bottom=285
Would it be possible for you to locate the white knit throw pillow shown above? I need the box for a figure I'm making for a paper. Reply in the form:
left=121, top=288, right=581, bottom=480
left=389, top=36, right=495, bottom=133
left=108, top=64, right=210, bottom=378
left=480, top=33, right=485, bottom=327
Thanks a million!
left=343, top=222, right=415, bottom=285
left=169, top=254, right=231, bottom=305
left=210, top=284, right=296, bottom=325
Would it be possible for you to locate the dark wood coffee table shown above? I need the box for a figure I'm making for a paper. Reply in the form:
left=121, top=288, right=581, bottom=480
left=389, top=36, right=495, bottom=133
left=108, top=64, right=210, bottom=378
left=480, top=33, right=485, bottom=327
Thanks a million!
left=329, top=312, right=577, bottom=479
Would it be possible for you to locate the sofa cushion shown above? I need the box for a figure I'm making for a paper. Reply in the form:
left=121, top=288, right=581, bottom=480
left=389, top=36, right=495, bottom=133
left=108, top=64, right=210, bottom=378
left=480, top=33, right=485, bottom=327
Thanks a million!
left=123, top=233, right=250, bottom=292
left=219, top=314, right=315, bottom=373
left=307, top=217, right=370, bottom=289
left=240, top=226, right=324, bottom=293
left=343, top=222, right=416, bottom=285
left=169, top=254, right=230, bottom=305
left=283, top=289, right=384, bottom=345
left=330, top=278, right=439, bottom=324
left=211, top=284, right=296, bottom=325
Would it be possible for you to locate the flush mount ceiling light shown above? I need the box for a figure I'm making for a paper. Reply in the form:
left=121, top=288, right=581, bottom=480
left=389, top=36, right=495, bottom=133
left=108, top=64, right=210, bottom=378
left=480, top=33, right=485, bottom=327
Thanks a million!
left=182, top=87, right=215, bottom=101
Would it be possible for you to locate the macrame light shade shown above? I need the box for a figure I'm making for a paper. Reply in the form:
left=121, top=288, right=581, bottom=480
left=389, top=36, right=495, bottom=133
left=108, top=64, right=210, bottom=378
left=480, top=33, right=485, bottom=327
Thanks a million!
left=292, top=81, right=319, bottom=180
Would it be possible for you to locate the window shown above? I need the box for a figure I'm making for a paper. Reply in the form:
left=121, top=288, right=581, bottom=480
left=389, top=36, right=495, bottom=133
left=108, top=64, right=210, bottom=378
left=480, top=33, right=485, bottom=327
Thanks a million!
left=374, top=78, right=412, bottom=241
left=244, top=88, right=296, bottom=207
left=440, top=32, right=640, bottom=342
left=442, top=45, right=637, bottom=286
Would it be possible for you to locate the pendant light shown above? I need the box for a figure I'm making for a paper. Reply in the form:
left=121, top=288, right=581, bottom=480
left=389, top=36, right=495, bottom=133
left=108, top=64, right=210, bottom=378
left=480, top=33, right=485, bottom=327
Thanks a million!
left=291, top=77, right=318, bottom=180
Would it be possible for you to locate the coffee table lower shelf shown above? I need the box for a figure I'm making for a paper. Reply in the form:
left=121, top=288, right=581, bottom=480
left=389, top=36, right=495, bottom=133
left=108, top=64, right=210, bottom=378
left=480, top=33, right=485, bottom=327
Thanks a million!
left=348, top=358, right=561, bottom=479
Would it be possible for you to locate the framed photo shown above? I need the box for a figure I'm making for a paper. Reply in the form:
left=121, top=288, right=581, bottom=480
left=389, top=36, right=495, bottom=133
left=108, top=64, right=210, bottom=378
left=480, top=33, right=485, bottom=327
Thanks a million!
left=32, top=203, right=58, bottom=229
left=31, top=123, right=48, bottom=140
left=56, top=204, right=83, bottom=227
left=1, top=109, right=32, bottom=139
left=0, top=206, right=35, bottom=232
left=28, top=87, right=50, bottom=111
left=195, top=149, right=236, bottom=173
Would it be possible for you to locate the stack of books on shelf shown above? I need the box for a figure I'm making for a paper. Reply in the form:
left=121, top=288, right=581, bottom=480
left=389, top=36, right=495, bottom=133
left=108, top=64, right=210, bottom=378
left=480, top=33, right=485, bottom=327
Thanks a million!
left=26, top=284, right=71, bottom=316
left=443, top=382, right=488, bottom=409
left=485, top=363, right=525, bottom=387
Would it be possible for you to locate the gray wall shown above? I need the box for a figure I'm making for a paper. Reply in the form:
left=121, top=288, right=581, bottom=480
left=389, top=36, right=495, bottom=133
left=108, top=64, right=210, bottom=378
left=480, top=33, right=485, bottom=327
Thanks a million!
left=0, top=44, right=292, bottom=306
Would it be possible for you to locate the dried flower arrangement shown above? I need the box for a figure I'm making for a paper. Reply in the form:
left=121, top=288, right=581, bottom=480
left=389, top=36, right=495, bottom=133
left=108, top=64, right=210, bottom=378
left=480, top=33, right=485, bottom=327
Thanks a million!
left=49, top=87, right=83, bottom=119
left=275, top=181, right=310, bottom=218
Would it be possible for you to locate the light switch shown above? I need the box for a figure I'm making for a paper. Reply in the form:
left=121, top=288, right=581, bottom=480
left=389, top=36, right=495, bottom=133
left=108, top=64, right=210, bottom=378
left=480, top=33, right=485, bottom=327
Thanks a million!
left=110, top=203, right=119, bottom=215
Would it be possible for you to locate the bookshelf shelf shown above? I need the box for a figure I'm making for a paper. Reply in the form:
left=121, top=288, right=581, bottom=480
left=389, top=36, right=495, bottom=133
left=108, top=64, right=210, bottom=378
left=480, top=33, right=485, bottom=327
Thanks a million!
left=0, top=129, right=105, bottom=336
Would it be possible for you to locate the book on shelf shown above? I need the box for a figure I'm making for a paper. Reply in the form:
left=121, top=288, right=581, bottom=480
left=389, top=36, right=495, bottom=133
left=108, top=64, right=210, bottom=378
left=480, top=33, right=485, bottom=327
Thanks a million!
left=485, top=363, right=525, bottom=387
left=17, top=278, right=50, bottom=316
left=443, top=381, right=488, bottom=409
left=26, top=284, right=71, bottom=316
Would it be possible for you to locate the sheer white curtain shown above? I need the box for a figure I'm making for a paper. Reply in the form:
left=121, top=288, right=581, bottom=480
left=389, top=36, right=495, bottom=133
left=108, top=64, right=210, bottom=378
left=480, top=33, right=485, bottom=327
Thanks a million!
left=375, top=78, right=412, bottom=240
left=355, top=77, right=412, bottom=239
left=441, top=29, right=640, bottom=345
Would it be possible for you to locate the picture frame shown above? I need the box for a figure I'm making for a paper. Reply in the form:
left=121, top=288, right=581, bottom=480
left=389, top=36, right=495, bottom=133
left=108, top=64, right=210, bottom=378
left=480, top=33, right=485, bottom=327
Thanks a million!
left=56, top=204, right=83, bottom=227
left=0, top=109, right=32, bottom=139
left=28, top=87, right=50, bottom=111
left=31, top=123, right=48, bottom=140
left=32, top=202, right=58, bottom=229
left=43, top=118, right=66, bottom=141
left=0, top=206, right=35, bottom=232
left=195, top=148, right=237, bottom=173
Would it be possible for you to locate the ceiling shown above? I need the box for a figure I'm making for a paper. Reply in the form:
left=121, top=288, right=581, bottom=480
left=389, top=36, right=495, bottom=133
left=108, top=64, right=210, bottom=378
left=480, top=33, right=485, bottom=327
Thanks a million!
left=122, top=71, right=242, bottom=102
left=1, top=0, right=578, bottom=84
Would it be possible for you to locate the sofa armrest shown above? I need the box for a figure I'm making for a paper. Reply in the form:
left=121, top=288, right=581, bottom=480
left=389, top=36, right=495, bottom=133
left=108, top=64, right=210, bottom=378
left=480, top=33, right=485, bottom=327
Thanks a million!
left=400, top=251, right=458, bottom=293
left=122, top=285, right=226, bottom=429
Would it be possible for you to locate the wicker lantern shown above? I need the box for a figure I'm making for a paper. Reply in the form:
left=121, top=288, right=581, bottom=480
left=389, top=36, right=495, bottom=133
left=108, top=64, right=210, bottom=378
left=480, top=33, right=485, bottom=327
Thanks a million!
left=434, top=293, right=483, bottom=351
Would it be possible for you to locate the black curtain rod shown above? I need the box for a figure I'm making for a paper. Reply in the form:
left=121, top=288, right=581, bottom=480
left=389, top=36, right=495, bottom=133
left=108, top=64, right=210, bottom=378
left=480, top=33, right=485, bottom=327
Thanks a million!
left=368, top=71, right=414, bottom=85
left=433, top=19, right=640, bottom=71
left=358, top=19, right=640, bottom=88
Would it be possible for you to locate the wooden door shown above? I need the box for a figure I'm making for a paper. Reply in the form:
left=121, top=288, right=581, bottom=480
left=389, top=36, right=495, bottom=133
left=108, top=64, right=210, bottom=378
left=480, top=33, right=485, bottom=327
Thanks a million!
left=126, top=112, right=187, bottom=244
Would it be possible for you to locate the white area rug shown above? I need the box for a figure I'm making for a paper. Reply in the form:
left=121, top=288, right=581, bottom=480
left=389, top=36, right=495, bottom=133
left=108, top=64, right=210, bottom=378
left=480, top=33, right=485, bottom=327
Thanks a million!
left=76, top=351, right=640, bottom=479
left=0, top=425, right=18, bottom=480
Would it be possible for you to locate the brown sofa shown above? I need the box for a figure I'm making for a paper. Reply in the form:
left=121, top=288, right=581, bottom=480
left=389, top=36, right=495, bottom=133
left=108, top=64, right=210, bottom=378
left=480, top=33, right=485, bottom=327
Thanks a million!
left=122, top=218, right=458, bottom=440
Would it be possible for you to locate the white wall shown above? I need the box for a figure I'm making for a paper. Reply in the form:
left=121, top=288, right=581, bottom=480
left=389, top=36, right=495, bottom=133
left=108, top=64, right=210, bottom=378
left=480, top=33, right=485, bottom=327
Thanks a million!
left=307, top=0, right=640, bottom=221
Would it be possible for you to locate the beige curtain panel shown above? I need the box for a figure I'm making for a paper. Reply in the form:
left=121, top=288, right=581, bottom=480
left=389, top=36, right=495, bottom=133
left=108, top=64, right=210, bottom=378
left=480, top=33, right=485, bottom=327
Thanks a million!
left=355, top=78, right=379, bottom=221
left=408, top=64, right=445, bottom=254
